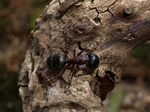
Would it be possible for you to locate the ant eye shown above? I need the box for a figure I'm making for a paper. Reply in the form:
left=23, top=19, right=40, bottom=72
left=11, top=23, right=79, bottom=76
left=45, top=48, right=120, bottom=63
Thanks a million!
left=86, top=53, right=99, bottom=69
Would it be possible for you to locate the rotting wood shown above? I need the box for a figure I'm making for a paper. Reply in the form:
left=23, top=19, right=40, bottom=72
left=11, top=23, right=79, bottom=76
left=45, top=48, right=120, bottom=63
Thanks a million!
left=18, top=0, right=150, bottom=111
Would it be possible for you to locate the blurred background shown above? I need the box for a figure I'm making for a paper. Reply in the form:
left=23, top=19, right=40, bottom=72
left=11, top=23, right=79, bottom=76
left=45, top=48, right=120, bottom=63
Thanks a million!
left=0, top=0, right=149, bottom=112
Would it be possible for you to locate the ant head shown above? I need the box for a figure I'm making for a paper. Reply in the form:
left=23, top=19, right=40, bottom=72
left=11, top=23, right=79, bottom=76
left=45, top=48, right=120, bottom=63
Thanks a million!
left=86, top=53, right=100, bottom=69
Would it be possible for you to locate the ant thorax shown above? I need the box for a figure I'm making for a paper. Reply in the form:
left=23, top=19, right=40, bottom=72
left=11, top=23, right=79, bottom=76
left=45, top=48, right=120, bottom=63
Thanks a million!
left=66, top=53, right=89, bottom=65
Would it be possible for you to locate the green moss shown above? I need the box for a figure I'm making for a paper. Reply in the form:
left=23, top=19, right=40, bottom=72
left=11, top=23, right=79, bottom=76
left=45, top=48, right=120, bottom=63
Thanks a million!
left=132, top=44, right=150, bottom=67
left=108, top=85, right=124, bottom=112
left=27, top=8, right=42, bottom=29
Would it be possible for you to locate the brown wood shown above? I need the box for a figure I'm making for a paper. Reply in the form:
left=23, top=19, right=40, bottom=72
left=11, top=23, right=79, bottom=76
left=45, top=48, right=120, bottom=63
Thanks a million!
left=18, top=0, right=150, bottom=111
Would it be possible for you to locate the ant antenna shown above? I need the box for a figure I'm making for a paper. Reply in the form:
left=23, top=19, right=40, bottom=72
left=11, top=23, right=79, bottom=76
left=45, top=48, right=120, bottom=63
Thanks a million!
left=59, top=47, right=68, bottom=59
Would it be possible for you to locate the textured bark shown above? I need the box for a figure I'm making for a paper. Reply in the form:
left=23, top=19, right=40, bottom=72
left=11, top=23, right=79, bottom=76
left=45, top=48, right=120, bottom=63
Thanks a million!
left=18, top=0, right=150, bottom=111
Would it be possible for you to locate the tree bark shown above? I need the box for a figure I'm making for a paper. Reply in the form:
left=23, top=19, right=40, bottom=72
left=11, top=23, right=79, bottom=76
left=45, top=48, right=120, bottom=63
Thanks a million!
left=18, top=0, right=150, bottom=111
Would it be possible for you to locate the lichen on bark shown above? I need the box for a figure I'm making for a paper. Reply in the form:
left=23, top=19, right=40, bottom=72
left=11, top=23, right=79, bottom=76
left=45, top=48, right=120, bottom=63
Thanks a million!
left=18, top=0, right=150, bottom=111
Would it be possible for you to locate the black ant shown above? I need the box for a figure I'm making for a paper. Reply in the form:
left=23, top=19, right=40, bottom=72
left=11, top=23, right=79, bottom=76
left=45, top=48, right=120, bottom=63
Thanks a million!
left=46, top=48, right=99, bottom=71
left=46, top=43, right=100, bottom=90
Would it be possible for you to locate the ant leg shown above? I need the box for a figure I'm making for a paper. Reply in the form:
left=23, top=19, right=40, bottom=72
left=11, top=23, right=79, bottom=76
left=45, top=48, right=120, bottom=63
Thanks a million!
left=58, top=63, right=71, bottom=84
left=58, top=63, right=77, bottom=89
left=64, top=64, right=76, bottom=92
left=59, top=47, right=68, bottom=59
left=58, top=63, right=72, bottom=77
left=57, top=64, right=72, bottom=91
left=69, top=64, right=76, bottom=82
left=76, top=64, right=80, bottom=70
left=77, top=51, right=83, bottom=56
left=73, top=65, right=87, bottom=77
left=73, top=49, right=76, bottom=57
left=95, top=69, right=99, bottom=78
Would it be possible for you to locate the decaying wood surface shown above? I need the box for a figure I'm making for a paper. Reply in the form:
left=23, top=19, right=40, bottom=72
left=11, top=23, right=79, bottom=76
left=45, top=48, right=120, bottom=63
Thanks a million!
left=18, top=0, right=150, bottom=111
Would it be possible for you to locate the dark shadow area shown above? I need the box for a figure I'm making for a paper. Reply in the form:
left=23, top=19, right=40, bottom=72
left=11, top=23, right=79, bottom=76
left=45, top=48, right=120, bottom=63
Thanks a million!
left=0, top=0, right=50, bottom=111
